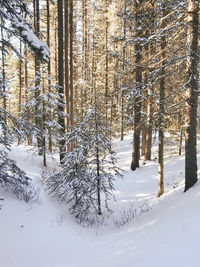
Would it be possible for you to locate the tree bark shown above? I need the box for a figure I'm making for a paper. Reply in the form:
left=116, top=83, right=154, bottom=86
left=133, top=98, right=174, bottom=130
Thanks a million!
left=131, top=0, right=142, bottom=171
left=34, top=0, right=43, bottom=155
left=185, top=0, right=199, bottom=191
left=17, top=38, right=22, bottom=145
left=46, top=0, right=53, bottom=153
left=57, top=0, right=66, bottom=162
left=69, top=0, right=74, bottom=150
left=158, top=4, right=166, bottom=197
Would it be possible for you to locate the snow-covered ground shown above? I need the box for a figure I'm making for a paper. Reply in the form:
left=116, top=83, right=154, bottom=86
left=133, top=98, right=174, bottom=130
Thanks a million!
left=0, top=135, right=200, bottom=267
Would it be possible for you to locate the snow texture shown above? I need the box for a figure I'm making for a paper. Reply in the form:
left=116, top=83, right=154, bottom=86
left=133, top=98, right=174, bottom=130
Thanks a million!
left=0, top=135, right=200, bottom=267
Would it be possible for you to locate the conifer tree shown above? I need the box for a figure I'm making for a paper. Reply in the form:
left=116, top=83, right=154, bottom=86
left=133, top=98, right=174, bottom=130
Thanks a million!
left=47, top=105, right=123, bottom=221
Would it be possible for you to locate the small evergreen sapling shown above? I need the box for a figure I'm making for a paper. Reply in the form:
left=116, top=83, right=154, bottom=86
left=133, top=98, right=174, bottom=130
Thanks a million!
left=47, top=106, right=123, bottom=221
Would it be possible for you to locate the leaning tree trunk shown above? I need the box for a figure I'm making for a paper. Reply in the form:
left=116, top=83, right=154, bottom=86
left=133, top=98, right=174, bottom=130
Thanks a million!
left=185, top=0, right=199, bottom=192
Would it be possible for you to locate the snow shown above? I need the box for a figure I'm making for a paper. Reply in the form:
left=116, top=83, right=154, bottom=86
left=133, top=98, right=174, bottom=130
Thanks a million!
left=0, top=136, right=200, bottom=267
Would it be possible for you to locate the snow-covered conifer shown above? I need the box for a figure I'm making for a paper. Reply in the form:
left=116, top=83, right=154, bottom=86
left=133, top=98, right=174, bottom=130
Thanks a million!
left=0, top=0, right=49, bottom=62
left=47, top=105, right=123, bottom=222
left=20, top=71, right=67, bottom=166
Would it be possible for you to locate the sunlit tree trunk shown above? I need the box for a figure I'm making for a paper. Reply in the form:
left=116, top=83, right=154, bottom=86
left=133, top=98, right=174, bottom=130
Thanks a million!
left=57, top=0, right=66, bottom=162
left=185, top=0, right=199, bottom=192
left=158, top=3, right=166, bottom=197
left=131, top=0, right=142, bottom=171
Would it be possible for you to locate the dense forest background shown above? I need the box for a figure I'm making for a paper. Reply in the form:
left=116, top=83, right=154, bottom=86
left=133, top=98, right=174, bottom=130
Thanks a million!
left=0, top=0, right=199, bottom=218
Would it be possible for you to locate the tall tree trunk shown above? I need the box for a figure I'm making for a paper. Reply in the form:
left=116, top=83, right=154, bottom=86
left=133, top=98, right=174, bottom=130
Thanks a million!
left=105, top=4, right=109, bottom=121
left=69, top=0, right=74, bottom=150
left=34, top=0, right=43, bottom=155
left=145, top=83, right=153, bottom=161
left=81, top=0, right=88, bottom=120
left=144, top=1, right=155, bottom=161
left=158, top=4, right=166, bottom=197
left=46, top=0, right=52, bottom=152
left=141, top=126, right=146, bottom=156
left=57, top=0, right=66, bottom=162
left=185, top=0, right=199, bottom=191
left=178, top=112, right=183, bottom=156
left=1, top=19, right=7, bottom=137
left=65, top=0, right=70, bottom=152
left=120, top=0, right=127, bottom=141
left=54, top=11, right=58, bottom=82
left=24, top=45, right=32, bottom=146
left=131, top=0, right=142, bottom=171
left=17, top=39, right=23, bottom=145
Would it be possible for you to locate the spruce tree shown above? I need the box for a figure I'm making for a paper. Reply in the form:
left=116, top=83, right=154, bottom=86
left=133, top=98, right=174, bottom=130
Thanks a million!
left=47, top=105, right=123, bottom=222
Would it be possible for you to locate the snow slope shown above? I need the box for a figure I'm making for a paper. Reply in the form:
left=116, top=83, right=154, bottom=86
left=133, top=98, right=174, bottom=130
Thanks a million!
left=0, top=136, right=200, bottom=267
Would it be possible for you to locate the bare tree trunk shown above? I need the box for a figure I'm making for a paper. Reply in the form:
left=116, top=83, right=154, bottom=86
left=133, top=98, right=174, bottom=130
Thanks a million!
left=46, top=0, right=53, bottom=153
left=178, top=112, right=183, bottom=156
left=141, top=126, right=146, bottom=156
left=54, top=11, right=58, bottom=82
left=1, top=19, right=7, bottom=137
left=120, top=0, right=127, bottom=141
left=179, top=129, right=183, bottom=156
left=145, top=84, right=153, bottom=161
left=18, top=39, right=22, bottom=145
left=81, top=0, right=88, bottom=120
left=185, top=0, right=199, bottom=191
left=158, top=4, right=166, bottom=197
left=105, top=5, right=109, bottom=121
left=145, top=1, right=155, bottom=161
left=65, top=0, right=70, bottom=152
left=69, top=0, right=74, bottom=150
left=120, top=90, right=124, bottom=141
left=57, top=0, right=66, bottom=162
left=34, top=0, right=43, bottom=155
left=131, top=0, right=142, bottom=171
left=24, top=45, right=32, bottom=146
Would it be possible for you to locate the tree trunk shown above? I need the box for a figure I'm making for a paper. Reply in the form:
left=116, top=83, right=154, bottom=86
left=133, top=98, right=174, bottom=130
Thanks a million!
left=57, top=0, right=66, bottom=162
left=34, top=0, right=43, bottom=155
left=54, top=11, right=58, bottom=82
left=145, top=85, right=153, bottom=161
left=65, top=0, right=70, bottom=152
left=158, top=4, right=166, bottom=197
left=185, top=0, right=199, bottom=192
left=24, top=46, right=32, bottom=146
left=17, top=39, right=22, bottom=145
left=1, top=19, right=7, bottom=137
left=69, top=0, right=74, bottom=150
left=46, top=0, right=52, bottom=153
left=131, top=0, right=142, bottom=171
left=120, top=0, right=127, bottom=141
left=141, top=126, right=146, bottom=156
left=105, top=5, right=109, bottom=121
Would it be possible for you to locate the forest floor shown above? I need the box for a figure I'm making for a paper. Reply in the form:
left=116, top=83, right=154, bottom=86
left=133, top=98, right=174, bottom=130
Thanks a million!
left=0, top=134, right=200, bottom=267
